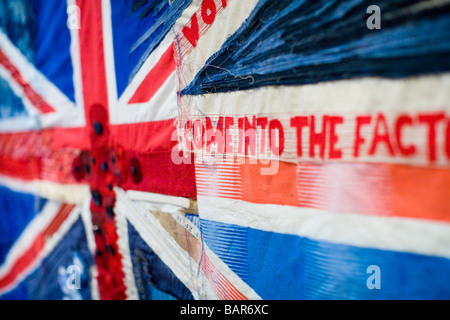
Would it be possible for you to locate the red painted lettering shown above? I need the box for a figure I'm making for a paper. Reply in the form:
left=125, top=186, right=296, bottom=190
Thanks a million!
left=354, top=115, right=371, bottom=158
left=309, top=115, right=327, bottom=159
left=201, top=0, right=217, bottom=24
left=418, top=112, right=446, bottom=162
left=224, top=116, right=234, bottom=154
left=290, top=116, right=308, bottom=157
left=328, top=116, right=343, bottom=159
left=238, top=116, right=256, bottom=156
left=369, top=113, right=395, bottom=156
left=269, top=119, right=284, bottom=156
left=257, top=117, right=268, bottom=155
left=395, top=114, right=416, bottom=157
left=182, top=13, right=199, bottom=47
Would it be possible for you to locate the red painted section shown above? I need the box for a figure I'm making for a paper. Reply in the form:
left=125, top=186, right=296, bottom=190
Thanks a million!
left=77, top=0, right=126, bottom=300
left=0, top=49, right=55, bottom=114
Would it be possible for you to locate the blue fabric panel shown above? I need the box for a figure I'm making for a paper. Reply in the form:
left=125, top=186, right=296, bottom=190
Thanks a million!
left=185, top=213, right=200, bottom=229
left=127, top=220, right=194, bottom=300
left=32, top=0, right=75, bottom=102
left=201, top=219, right=248, bottom=282
left=0, top=0, right=36, bottom=119
left=0, top=78, right=29, bottom=119
left=23, top=217, right=93, bottom=300
left=0, top=282, right=28, bottom=300
left=0, top=186, right=38, bottom=265
left=201, top=219, right=450, bottom=300
left=37, top=198, right=47, bottom=213
left=182, top=0, right=450, bottom=95
left=148, top=286, right=178, bottom=300
left=0, top=0, right=36, bottom=62
left=111, top=0, right=191, bottom=97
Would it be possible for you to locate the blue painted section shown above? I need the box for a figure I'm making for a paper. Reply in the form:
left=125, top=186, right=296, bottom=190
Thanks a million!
left=32, top=0, right=75, bottom=102
left=0, top=282, right=28, bottom=300
left=0, top=0, right=35, bottom=119
left=37, top=198, right=47, bottom=213
left=0, top=186, right=39, bottom=265
left=148, top=286, right=178, bottom=300
left=201, top=219, right=450, bottom=300
left=0, top=0, right=36, bottom=62
left=0, top=217, right=93, bottom=300
left=201, top=219, right=248, bottom=282
left=182, top=0, right=450, bottom=95
left=111, top=0, right=191, bottom=97
left=127, top=220, right=194, bottom=300
left=0, top=78, right=29, bottom=119
left=0, top=0, right=75, bottom=107
left=24, top=218, right=92, bottom=300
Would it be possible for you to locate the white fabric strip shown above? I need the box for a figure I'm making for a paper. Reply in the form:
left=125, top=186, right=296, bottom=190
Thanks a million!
left=0, top=116, right=38, bottom=132
left=80, top=198, right=100, bottom=300
left=126, top=189, right=191, bottom=209
left=185, top=74, right=450, bottom=116
left=0, top=174, right=89, bottom=204
left=101, top=0, right=119, bottom=120
left=67, top=0, right=86, bottom=126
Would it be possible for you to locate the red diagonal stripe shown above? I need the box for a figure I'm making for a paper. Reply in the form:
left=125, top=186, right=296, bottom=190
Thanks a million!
left=0, top=204, right=75, bottom=291
left=44, top=204, right=76, bottom=237
left=0, top=49, right=55, bottom=114
left=128, top=44, right=176, bottom=104
left=0, top=235, right=45, bottom=291
left=201, top=252, right=248, bottom=300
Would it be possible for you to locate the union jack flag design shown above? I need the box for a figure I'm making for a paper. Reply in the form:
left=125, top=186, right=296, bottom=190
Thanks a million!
left=1, top=0, right=450, bottom=300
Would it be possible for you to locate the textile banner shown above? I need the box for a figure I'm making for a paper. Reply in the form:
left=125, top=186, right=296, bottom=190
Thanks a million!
left=0, top=0, right=449, bottom=300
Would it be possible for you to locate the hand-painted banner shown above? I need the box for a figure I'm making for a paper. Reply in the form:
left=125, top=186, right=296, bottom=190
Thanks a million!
left=1, top=0, right=450, bottom=301
left=178, top=111, right=450, bottom=166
